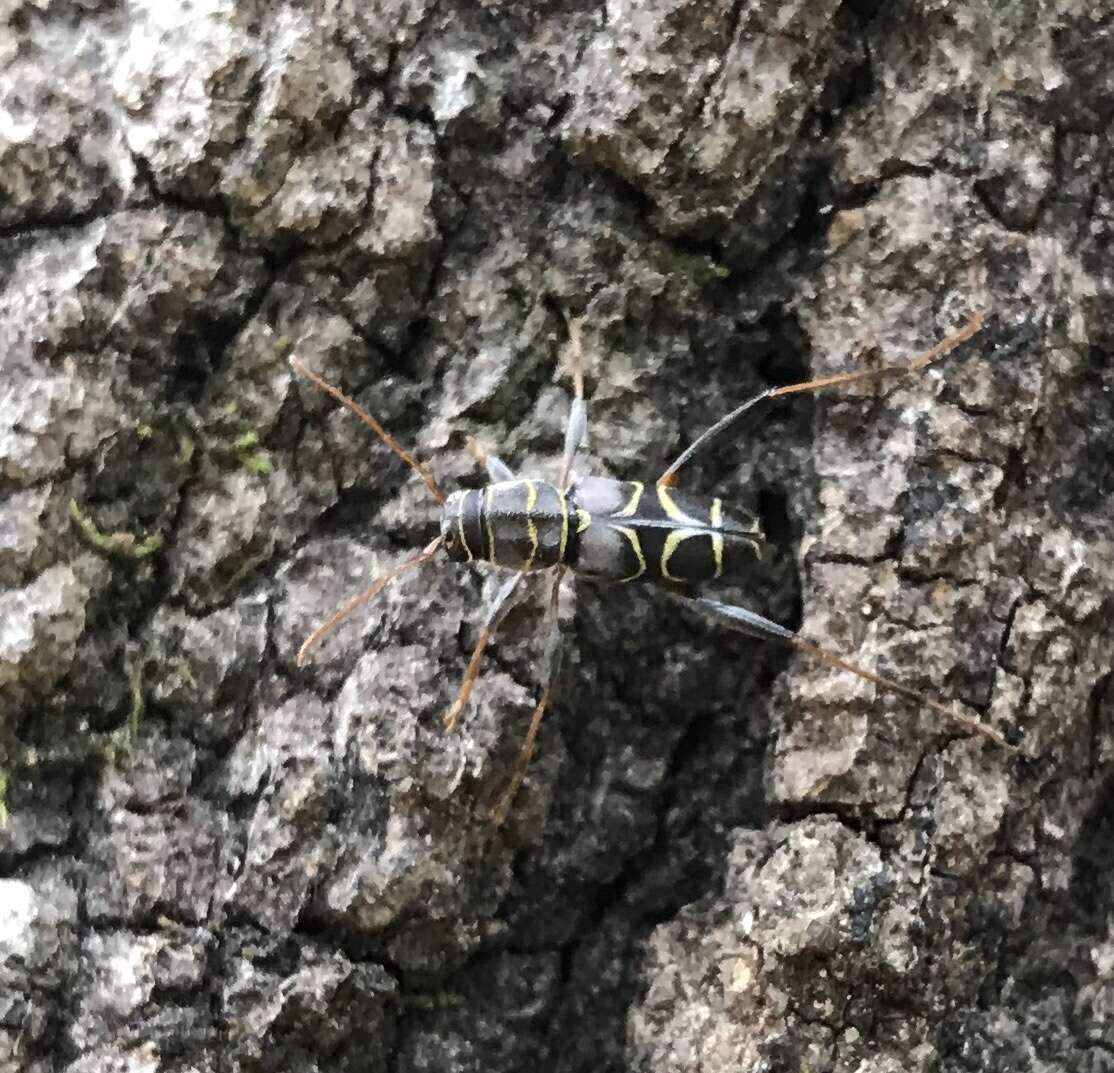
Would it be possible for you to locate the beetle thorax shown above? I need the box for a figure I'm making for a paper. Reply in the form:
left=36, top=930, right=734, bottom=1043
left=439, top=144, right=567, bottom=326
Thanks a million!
left=440, top=480, right=570, bottom=570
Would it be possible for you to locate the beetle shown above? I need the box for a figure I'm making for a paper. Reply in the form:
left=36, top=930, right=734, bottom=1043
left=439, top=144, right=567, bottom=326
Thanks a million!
left=290, top=311, right=1010, bottom=823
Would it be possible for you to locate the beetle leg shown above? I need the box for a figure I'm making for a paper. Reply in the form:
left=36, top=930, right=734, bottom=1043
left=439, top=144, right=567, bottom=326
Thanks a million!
left=465, top=435, right=515, bottom=484
left=668, top=592, right=1013, bottom=749
left=490, top=567, right=566, bottom=825
left=443, top=570, right=527, bottom=732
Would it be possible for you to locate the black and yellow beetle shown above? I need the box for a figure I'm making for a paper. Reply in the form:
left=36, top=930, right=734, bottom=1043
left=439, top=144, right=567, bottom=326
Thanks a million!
left=442, top=475, right=762, bottom=586
left=290, top=311, right=1009, bottom=823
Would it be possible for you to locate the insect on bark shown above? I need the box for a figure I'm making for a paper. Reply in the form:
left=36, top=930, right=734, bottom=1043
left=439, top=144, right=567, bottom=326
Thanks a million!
left=290, top=311, right=1013, bottom=824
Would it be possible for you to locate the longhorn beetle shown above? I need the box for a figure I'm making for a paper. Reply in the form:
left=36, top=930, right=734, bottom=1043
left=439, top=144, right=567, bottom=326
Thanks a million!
left=290, top=311, right=1012, bottom=824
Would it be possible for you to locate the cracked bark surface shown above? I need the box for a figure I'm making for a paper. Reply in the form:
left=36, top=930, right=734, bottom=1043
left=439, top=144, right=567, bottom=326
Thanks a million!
left=2, top=1, right=1113, bottom=1071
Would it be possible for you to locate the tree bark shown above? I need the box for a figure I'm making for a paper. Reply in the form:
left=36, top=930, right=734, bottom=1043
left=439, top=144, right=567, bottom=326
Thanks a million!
left=1, top=1, right=1112, bottom=1071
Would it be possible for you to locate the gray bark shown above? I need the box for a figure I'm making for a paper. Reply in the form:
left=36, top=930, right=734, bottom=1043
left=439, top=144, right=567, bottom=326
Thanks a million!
left=1, top=0, right=1112, bottom=1071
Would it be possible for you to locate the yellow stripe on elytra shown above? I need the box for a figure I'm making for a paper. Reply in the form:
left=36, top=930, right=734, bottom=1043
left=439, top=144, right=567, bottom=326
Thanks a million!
left=557, top=488, right=569, bottom=564
left=577, top=509, right=592, bottom=533
left=523, top=480, right=539, bottom=569
left=711, top=532, right=724, bottom=578
left=613, top=481, right=644, bottom=518
left=656, top=484, right=703, bottom=526
left=483, top=485, right=496, bottom=562
left=611, top=524, right=646, bottom=582
left=710, top=498, right=724, bottom=577
left=661, top=527, right=705, bottom=581
left=457, top=493, right=473, bottom=562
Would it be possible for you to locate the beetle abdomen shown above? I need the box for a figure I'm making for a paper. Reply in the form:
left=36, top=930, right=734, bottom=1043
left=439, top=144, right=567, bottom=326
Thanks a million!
left=567, top=476, right=765, bottom=585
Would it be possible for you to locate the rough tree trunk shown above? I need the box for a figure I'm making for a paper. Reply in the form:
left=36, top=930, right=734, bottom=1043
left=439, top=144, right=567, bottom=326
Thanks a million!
left=2, top=1, right=1112, bottom=1071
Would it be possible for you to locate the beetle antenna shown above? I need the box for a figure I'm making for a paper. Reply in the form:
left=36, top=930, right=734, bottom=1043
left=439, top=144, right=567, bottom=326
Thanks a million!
left=289, top=356, right=446, bottom=505
left=769, top=311, right=985, bottom=400
left=657, top=314, right=989, bottom=489
left=296, top=536, right=444, bottom=666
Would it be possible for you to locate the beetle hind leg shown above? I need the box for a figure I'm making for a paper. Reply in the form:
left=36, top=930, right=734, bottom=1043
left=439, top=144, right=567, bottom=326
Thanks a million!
left=669, top=592, right=1012, bottom=749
